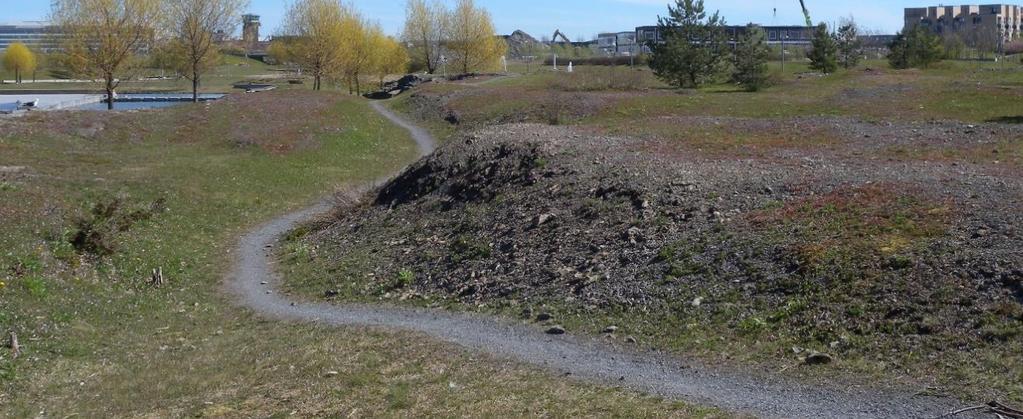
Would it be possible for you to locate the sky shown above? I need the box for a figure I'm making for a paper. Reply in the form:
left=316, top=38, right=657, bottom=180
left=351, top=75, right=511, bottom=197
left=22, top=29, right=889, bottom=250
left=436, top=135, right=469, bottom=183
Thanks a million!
left=2, top=0, right=921, bottom=39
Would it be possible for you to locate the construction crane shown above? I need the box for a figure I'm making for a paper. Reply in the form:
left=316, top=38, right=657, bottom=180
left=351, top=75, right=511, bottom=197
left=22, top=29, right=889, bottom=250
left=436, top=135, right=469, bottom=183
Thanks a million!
left=551, top=29, right=571, bottom=45
left=799, top=0, right=812, bottom=27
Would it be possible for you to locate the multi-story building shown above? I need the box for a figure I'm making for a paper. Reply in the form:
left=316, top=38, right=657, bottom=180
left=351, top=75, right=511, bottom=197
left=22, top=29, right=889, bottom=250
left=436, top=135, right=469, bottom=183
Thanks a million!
left=596, top=33, right=617, bottom=56
left=905, top=4, right=1022, bottom=44
left=0, top=22, right=59, bottom=51
left=616, top=31, right=638, bottom=55
left=723, top=25, right=815, bottom=45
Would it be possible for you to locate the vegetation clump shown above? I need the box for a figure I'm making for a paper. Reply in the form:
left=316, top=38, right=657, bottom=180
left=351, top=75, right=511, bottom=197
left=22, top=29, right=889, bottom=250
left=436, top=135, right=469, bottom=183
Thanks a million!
left=69, top=196, right=167, bottom=257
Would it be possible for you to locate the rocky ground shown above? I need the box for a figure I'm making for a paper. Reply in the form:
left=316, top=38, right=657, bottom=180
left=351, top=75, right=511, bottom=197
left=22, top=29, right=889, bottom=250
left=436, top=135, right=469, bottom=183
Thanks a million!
left=282, top=111, right=1023, bottom=400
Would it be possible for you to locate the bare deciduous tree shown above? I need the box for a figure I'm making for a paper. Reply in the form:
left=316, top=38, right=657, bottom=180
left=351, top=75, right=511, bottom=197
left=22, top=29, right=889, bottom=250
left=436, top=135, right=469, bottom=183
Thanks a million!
left=402, top=0, right=448, bottom=74
left=52, top=0, right=162, bottom=110
left=447, top=0, right=505, bottom=74
left=163, top=0, right=249, bottom=102
left=281, top=0, right=351, bottom=90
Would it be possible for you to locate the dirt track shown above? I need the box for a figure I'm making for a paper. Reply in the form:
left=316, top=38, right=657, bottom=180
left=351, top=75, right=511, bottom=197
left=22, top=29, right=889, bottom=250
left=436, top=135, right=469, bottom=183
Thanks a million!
left=224, top=99, right=980, bottom=418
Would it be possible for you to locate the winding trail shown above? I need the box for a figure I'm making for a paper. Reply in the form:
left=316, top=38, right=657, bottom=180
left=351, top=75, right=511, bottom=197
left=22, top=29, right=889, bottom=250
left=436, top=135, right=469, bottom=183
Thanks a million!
left=226, top=99, right=977, bottom=419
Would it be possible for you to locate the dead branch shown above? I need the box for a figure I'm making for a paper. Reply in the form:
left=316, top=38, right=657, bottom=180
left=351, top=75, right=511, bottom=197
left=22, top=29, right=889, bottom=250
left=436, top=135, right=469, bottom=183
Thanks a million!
left=989, top=401, right=1023, bottom=419
left=934, top=405, right=988, bottom=418
left=935, top=402, right=1023, bottom=419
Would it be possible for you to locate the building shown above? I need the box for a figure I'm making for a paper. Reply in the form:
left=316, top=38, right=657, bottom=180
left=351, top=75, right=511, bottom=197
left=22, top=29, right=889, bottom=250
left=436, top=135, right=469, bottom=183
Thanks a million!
left=242, top=14, right=261, bottom=46
left=596, top=33, right=617, bottom=55
left=634, top=24, right=814, bottom=52
left=754, top=25, right=815, bottom=45
left=0, top=22, right=59, bottom=51
left=616, top=31, right=638, bottom=55
left=905, top=4, right=1022, bottom=44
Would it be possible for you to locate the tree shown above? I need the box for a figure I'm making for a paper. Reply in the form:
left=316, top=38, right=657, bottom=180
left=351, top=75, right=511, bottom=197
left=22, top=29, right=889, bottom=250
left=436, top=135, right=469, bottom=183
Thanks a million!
left=401, top=0, right=447, bottom=74
left=2, top=43, right=37, bottom=84
left=731, top=25, right=770, bottom=92
left=648, top=0, right=728, bottom=88
left=370, top=33, right=410, bottom=88
left=163, top=0, right=248, bottom=102
left=888, top=25, right=944, bottom=69
left=52, top=0, right=161, bottom=109
left=281, top=0, right=351, bottom=90
left=807, top=23, right=838, bottom=74
left=836, top=18, right=862, bottom=69
left=340, top=17, right=373, bottom=94
left=447, top=0, right=505, bottom=74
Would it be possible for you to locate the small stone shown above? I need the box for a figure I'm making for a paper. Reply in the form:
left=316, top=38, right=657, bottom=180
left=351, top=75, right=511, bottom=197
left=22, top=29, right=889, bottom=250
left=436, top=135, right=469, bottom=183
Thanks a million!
left=533, top=213, right=556, bottom=227
left=804, top=352, right=833, bottom=365
left=602, top=326, right=618, bottom=334
left=624, top=336, right=638, bottom=344
left=536, top=312, right=553, bottom=322
left=791, top=346, right=805, bottom=354
left=546, top=326, right=566, bottom=335
left=325, top=371, right=340, bottom=377
left=691, top=297, right=703, bottom=307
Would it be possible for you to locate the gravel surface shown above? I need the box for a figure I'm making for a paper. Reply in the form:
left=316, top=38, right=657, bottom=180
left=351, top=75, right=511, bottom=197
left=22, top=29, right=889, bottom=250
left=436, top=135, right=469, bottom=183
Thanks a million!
left=224, top=100, right=984, bottom=418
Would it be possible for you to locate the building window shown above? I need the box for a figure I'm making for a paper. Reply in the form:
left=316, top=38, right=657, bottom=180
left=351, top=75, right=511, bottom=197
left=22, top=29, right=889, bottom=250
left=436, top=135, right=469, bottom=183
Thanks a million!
left=769, top=31, right=777, bottom=40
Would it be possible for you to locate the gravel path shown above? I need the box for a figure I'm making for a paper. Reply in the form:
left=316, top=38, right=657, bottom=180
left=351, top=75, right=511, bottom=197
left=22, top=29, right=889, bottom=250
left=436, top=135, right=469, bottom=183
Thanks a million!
left=225, top=99, right=980, bottom=419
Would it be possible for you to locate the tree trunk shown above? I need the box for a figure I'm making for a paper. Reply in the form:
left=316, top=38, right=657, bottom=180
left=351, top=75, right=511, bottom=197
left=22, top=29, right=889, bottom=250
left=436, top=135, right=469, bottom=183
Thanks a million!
left=192, top=65, right=200, bottom=103
left=106, top=74, right=116, bottom=110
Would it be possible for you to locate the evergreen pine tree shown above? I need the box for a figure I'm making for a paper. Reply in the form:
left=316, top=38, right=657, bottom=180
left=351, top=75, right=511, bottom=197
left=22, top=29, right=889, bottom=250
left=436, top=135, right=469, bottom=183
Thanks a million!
left=648, top=0, right=728, bottom=88
left=836, top=21, right=862, bottom=69
left=807, top=23, right=838, bottom=74
left=731, top=24, right=771, bottom=92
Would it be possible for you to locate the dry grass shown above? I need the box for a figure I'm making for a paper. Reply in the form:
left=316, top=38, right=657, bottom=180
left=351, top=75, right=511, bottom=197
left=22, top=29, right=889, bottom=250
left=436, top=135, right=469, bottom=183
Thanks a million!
left=0, top=90, right=722, bottom=417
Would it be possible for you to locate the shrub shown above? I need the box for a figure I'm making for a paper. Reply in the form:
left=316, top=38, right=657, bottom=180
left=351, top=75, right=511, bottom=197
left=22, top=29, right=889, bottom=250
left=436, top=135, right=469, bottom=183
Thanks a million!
left=69, top=196, right=166, bottom=257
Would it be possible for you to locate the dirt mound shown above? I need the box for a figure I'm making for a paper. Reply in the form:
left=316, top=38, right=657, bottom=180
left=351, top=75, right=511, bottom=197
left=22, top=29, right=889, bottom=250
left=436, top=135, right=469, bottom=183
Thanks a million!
left=290, top=123, right=1023, bottom=397
left=504, top=30, right=544, bottom=58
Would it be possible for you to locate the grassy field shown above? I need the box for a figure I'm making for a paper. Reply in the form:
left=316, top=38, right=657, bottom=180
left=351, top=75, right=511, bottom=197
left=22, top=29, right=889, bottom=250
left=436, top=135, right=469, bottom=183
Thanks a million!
left=392, top=58, right=1023, bottom=130
left=0, top=55, right=289, bottom=93
left=0, top=91, right=715, bottom=416
left=281, top=58, right=1023, bottom=405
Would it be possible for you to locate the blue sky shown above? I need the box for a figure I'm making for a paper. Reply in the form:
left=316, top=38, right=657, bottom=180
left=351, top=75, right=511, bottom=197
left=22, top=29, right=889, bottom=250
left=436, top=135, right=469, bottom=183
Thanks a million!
left=3, top=0, right=920, bottom=39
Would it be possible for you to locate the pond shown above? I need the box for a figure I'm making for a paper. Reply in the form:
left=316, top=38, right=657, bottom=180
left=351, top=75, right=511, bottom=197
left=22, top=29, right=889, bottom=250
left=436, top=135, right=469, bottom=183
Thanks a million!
left=71, top=93, right=226, bottom=111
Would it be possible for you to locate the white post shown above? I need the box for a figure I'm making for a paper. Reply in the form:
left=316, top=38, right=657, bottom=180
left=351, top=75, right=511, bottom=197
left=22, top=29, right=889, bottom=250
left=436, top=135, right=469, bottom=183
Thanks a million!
left=553, top=54, right=558, bottom=70
left=568, top=62, right=573, bottom=73
left=502, top=56, right=508, bottom=73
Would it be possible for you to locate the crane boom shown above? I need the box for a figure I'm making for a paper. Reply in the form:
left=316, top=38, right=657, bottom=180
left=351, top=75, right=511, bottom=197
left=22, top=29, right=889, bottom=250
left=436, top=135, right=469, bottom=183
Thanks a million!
left=799, top=0, right=812, bottom=27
